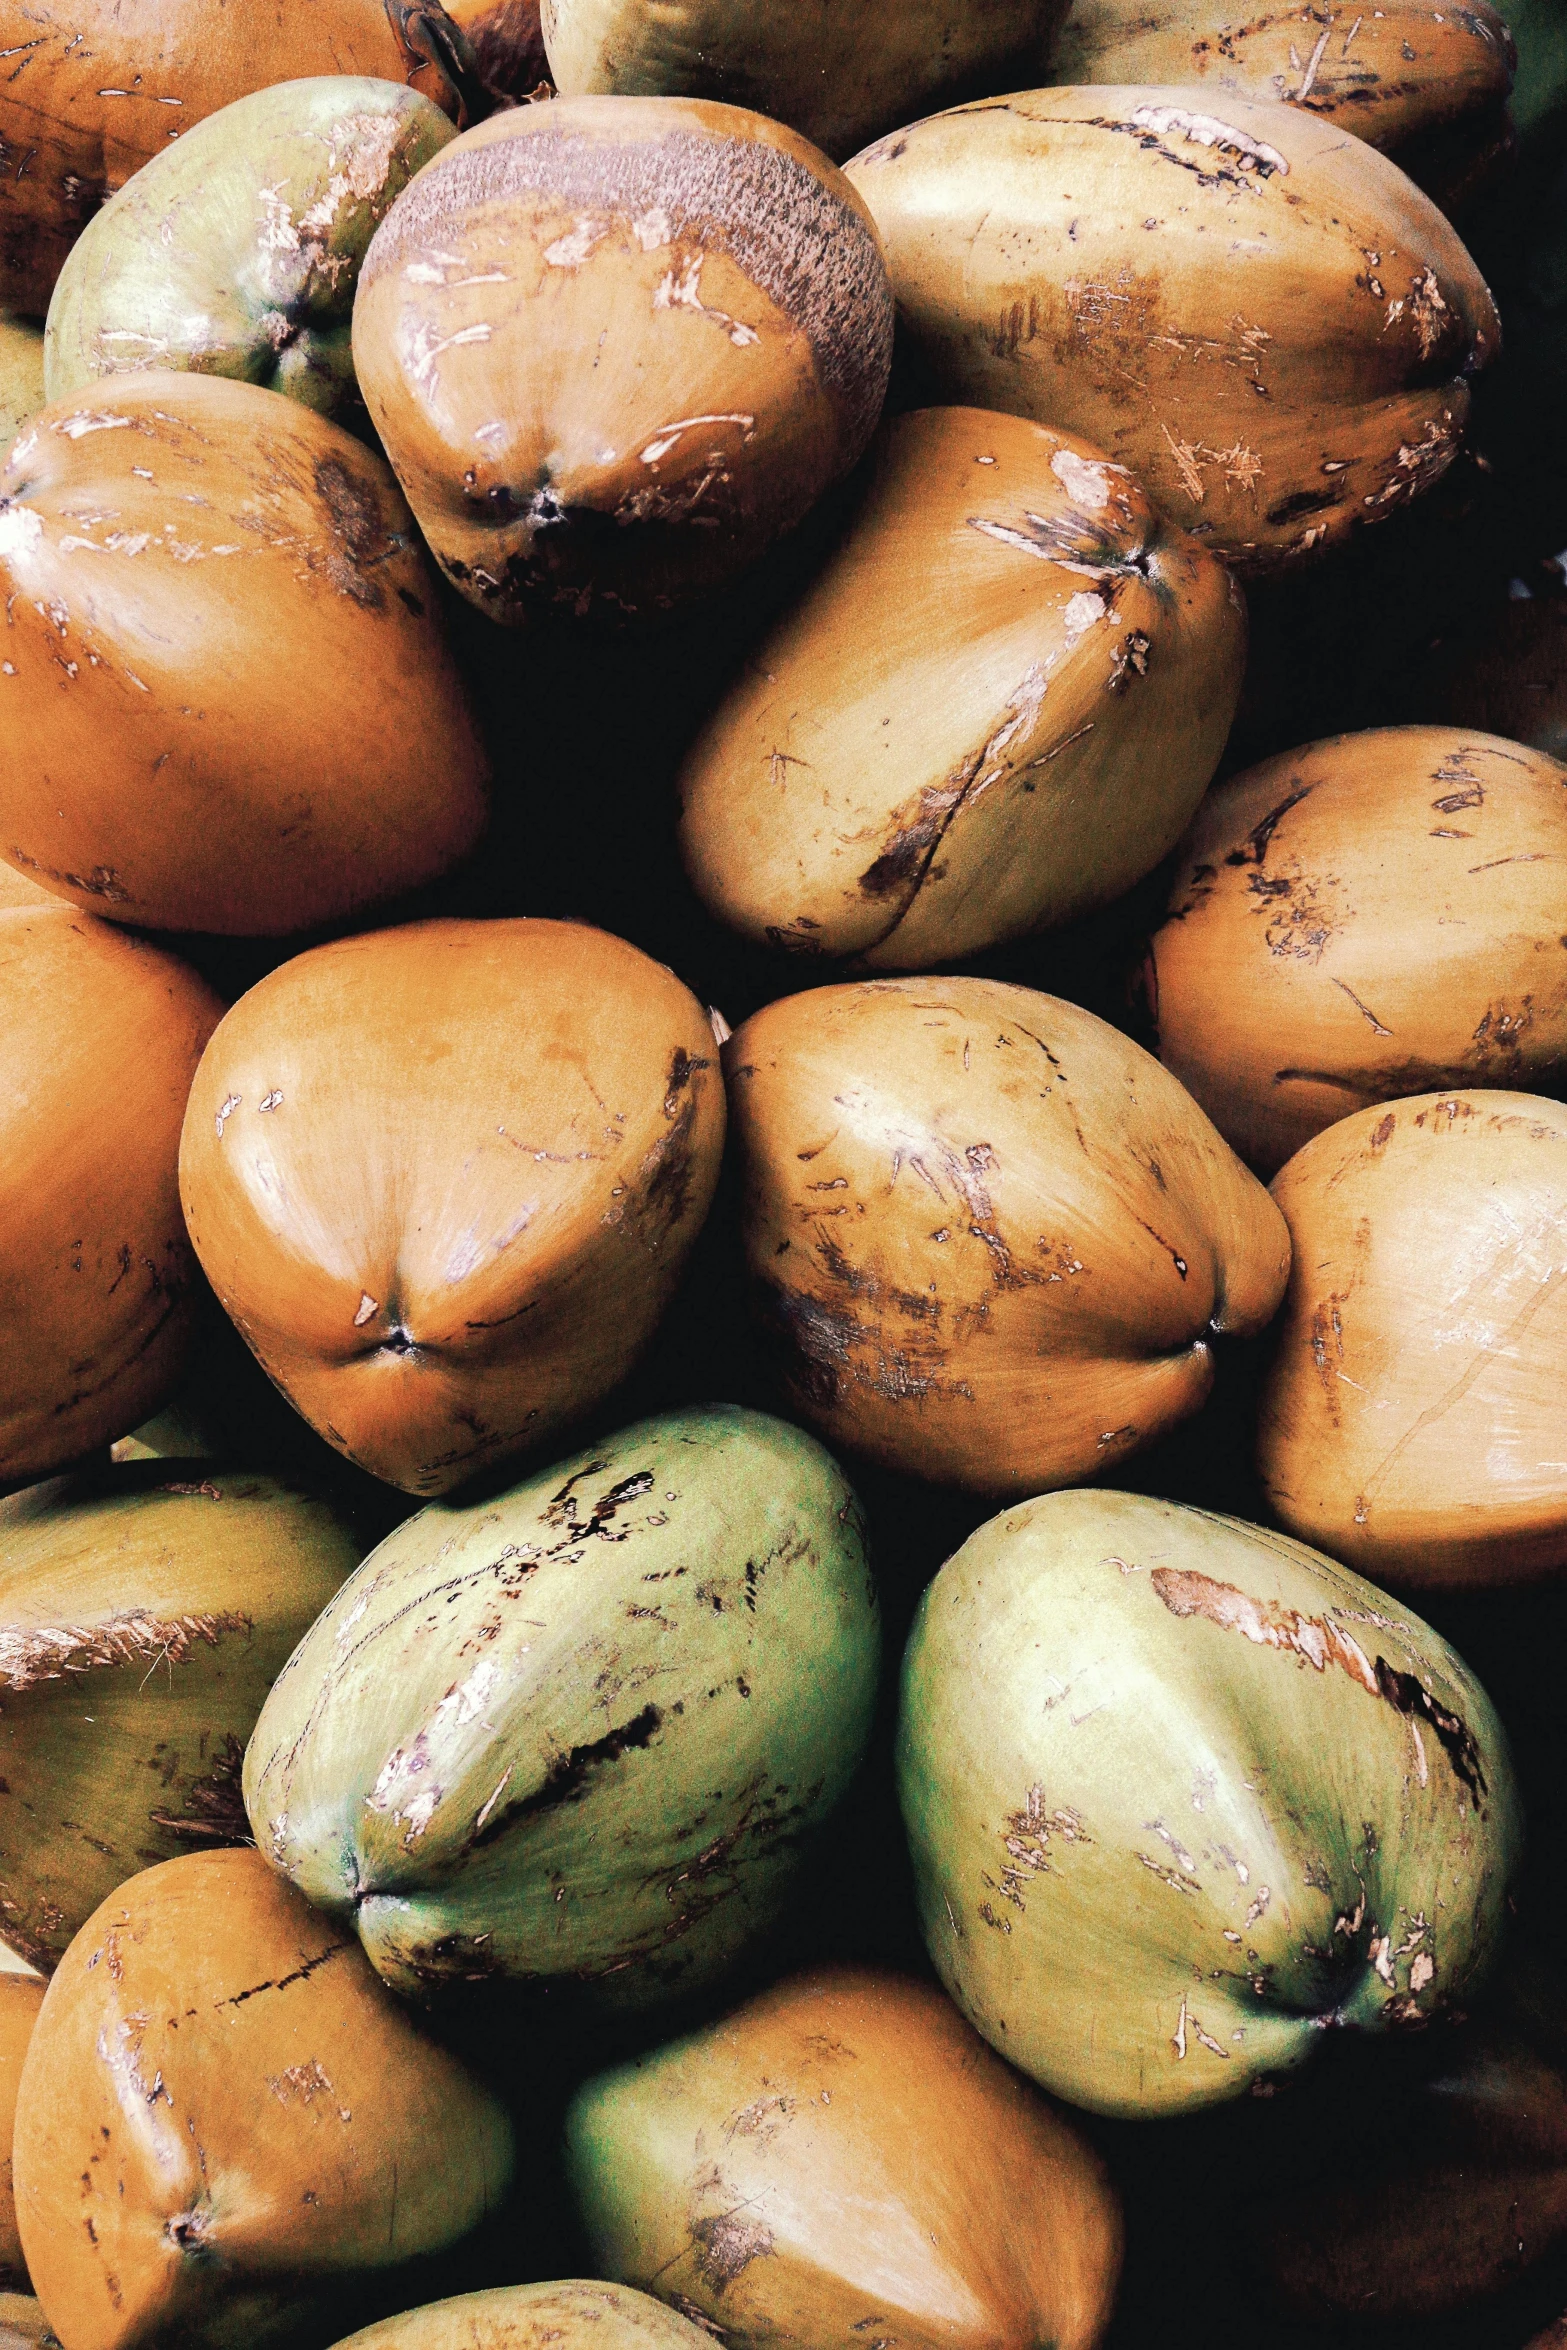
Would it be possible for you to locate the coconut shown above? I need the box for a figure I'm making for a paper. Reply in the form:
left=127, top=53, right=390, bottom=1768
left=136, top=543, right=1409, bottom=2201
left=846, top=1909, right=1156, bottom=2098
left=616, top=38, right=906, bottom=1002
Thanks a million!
left=180, top=919, right=725, bottom=1496
left=725, top=978, right=1289, bottom=1494
left=1259, top=1090, right=1567, bottom=1587
left=843, top=87, right=1498, bottom=572
left=0, top=372, right=488, bottom=933
left=1145, top=727, right=1567, bottom=1172
left=45, top=79, right=459, bottom=423
left=0, top=908, right=221, bottom=1483
left=0, top=1979, right=42, bottom=2291
left=0, top=321, right=41, bottom=454
left=0, top=0, right=490, bottom=317
left=678, top=407, right=1245, bottom=967
left=898, top=1486, right=1521, bottom=2115
left=539, top=0, right=1066, bottom=161
left=0, top=1461, right=364, bottom=1972
left=12, top=1848, right=515, bottom=2350
left=351, top=96, right=894, bottom=623
left=328, top=2282, right=716, bottom=2350
left=565, top=1966, right=1122, bottom=2350
left=1049, top=3, right=1517, bottom=194
left=243, top=1407, right=879, bottom=2005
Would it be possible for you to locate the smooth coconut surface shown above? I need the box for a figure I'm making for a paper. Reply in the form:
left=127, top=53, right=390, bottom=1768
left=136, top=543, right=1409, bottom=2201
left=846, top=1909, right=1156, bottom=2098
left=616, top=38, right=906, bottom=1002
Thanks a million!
left=1147, top=727, right=1567, bottom=1171
left=541, top=0, right=1067, bottom=160
left=244, top=1408, right=879, bottom=2005
left=0, top=908, right=221, bottom=1484
left=1260, top=1090, right=1567, bottom=1586
left=0, top=0, right=474, bottom=316
left=13, top=1850, right=515, bottom=2350
left=45, top=78, right=459, bottom=421
left=898, top=1487, right=1521, bottom=2115
left=0, top=1462, right=365, bottom=1972
left=679, top=407, right=1245, bottom=967
left=726, top=978, right=1290, bottom=1493
left=566, top=1966, right=1122, bottom=2350
left=352, top=95, right=894, bottom=622
left=843, top=87, right=1498, bottom=571
left=0, top=373, right=489, bottom=932
left=327, top=2281, right=717, bottom=2350
left=181, top=919, right=726, bottom=1495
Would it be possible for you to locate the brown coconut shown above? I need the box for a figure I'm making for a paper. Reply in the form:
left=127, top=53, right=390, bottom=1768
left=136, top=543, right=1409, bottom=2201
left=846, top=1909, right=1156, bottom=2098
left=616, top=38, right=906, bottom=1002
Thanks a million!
left=1146, top=727, right=1567, bottom=1171
left=0, top=372, right=488, bottom=933
left=352, top=95, right=893, bottom=623
left=727, top=977, right=1289, bottom=1494
left=12, top=1848, right=514, bottom=2350
left=179, top=918, right=725, bottom=1496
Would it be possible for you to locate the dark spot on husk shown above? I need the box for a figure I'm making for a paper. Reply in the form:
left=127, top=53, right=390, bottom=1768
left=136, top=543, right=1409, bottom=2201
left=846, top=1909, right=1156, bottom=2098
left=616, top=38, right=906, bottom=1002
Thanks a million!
left=690, top=2211, right=774, bottom=2290
left=1150, top=1567, right=1485, bottom=1804
left=465, top=1702, right=663, bottom=1850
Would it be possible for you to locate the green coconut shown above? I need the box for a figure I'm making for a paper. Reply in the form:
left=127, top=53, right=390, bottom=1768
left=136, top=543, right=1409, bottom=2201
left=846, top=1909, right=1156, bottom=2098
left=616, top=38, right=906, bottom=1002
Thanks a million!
left=244, top=1407, right=880, bottom=2006
left=0, top=1461, right=365, bottom=1970
left=0, top=320, right=43, bottom=455
left=45, top=76, right=457, bottom=421
left=899, top=1488, right=1522, bottom=2118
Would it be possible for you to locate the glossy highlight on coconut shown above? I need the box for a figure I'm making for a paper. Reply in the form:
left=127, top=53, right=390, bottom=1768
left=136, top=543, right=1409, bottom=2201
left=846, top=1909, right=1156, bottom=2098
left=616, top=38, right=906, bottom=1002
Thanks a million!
left=180, top=919, right=726, bottom=1495
left=1146, top=727, right=1567, bottom=1171
left=353, top=95, right=894, bottom=622
left=898, top=1487, right=1521, bottom=2116
left=1260, top=1090, right=1567, bottom=1587
left=566, top=1966, right=1122, bottom=2350
left=844, top=86, right=1499, bottom=571
left=244, top=1407, right=879, bottom=2006
left=726, top=977, right=1289, bottom=1494
left=0, top=372, right=489, bottom=933
left=679, top=407, right=1245, bottom=967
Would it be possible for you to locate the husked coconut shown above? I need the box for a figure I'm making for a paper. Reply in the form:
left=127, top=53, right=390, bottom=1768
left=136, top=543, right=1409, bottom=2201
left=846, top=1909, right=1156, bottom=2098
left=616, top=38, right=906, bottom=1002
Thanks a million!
left=0, top=373, right=489, bottom=932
